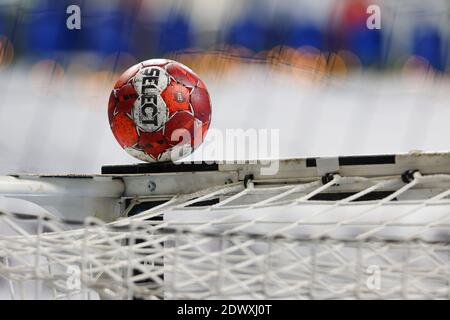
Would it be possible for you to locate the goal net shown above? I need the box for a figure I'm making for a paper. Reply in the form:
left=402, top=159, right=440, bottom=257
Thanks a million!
left=0, top=153, right=450, bottom=299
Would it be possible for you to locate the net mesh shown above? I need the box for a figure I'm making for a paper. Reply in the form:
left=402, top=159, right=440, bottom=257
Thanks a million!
left=0, top=172, right=450, bottom=299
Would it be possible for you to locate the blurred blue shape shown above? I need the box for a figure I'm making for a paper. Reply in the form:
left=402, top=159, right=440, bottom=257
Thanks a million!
left=84, top=9, right=131, bottom=55
left=265, top=14, right=292, bottom=49
left=345, top=26, right=381, bottom=67
left=227, top=16, right=267, bottom=52
left=413, top=25, right=443, bottom=71
left=287, top=23, right=324, bottom=50
left=0, top=13, right=4, bottom=35
left=158, top=13, right=191, bottom=54
left=24, top=2, right=74, bottom=57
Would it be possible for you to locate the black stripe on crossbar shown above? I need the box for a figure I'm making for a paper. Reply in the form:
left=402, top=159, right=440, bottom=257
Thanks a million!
left=101, top=162, right=219, bottom=174
left=306, top=155, right=396, bottom=167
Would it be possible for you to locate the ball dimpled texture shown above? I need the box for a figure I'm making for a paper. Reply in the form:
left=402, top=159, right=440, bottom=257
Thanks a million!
left=108, top=59, right=212, bottom=162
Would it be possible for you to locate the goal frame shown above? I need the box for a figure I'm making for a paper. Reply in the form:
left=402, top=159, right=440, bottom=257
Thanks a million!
left=1, top=151, right=450, bottom=221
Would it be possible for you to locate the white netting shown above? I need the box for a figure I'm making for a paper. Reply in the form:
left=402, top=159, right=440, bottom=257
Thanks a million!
left=0, top=172, right=450, bottom=299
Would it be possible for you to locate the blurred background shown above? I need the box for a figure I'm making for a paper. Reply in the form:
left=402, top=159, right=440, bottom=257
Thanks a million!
left=0, top=0, right=449, bottom=174
left=0, top=0, right=449, bottom=299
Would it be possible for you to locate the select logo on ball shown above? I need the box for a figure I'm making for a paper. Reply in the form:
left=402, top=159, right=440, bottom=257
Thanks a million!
left=108, top=59, right=212, bottom=163
left=133, top=94, right=168, bottom=132
left=133, top=66, right=168, bottom=94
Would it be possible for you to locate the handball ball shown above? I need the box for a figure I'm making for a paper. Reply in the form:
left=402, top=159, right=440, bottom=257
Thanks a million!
left=108, top=59, right=212, bottom=162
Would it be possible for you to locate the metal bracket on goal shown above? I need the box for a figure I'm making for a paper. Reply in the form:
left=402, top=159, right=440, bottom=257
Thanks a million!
left=315, top=157, right=340, bottom=177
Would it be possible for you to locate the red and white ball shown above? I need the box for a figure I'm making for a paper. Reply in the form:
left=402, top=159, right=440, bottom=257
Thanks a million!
left=108, top=59, right=212, bottom=162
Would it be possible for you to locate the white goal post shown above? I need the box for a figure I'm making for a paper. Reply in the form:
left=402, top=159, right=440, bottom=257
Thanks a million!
left=0, top=152, right=450, bottom=299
